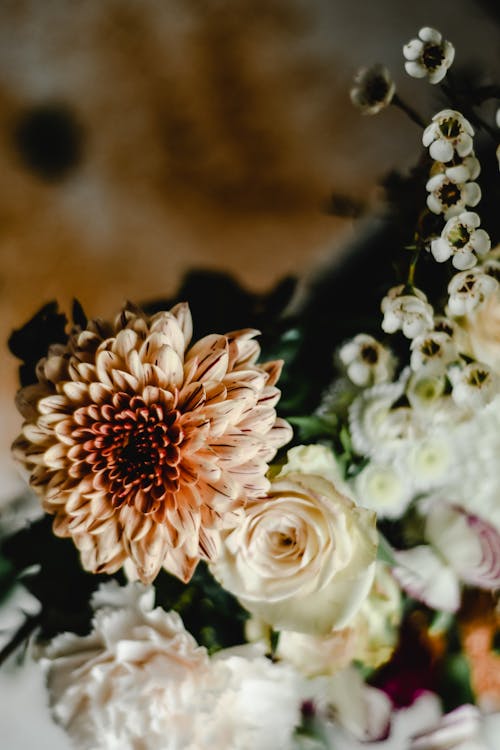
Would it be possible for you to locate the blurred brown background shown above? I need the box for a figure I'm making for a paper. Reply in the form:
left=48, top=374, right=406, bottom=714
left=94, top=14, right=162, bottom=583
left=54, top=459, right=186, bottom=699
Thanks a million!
left=1, top=0, right=500, bottom=497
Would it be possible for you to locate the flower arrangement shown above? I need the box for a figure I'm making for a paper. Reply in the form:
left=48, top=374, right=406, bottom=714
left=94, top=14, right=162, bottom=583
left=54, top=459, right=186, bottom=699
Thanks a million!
left=2, top=25, right=500, bottom=750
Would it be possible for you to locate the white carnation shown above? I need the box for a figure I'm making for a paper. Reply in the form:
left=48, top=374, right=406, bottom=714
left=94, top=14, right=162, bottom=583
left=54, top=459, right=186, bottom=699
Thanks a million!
left=42, top=582, right=311, bottom=750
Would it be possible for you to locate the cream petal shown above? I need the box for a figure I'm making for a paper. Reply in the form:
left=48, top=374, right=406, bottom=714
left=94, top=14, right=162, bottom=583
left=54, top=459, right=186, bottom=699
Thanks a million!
left=152, top=346, right=184, bottom=388
left=86, top=381, right=111, bottom=404
left=111, top=369, right=139, bottom=391
left=96, top=350, right=122, bottom=384
left=431, top=238, right=452, bottom=263
left=429, top=139, right=454, bottom=163
left=25, top=422, right=54, bottom=445
left=150, top=314, right=186, bottom=357
left=169, top=301, right=193, bottom=348
left=131, top=534, right=168, bottom=584
left=111, top=328, right=139, bottom=359
left=192, top=348, right=229, bottom=383
left=186, top=333, right=227, bottom=361
left=405, top=61, right=426, bottom=78
left=38, top=394, right=69, bottom=415
left=127, top=348, right=144, bottom=382
left=162, top=547, right=198, bottom=583
left=120, top=506, right=155, bottom=542
left=15, top=384, right=50, bottom=419
left=202, top=399, right=245, bottom=435
left=453, top=251, right=476, bottom=271
left=260, top=360, right=284, bottom=387
left=52, top=513, right=73, bottom=537
left=75, top=360, right=100, bottom=384
left=237, top=405, right=277, bottom=434
left=198, top=526, right=220, bottom=561
left=44, top=442, right=69, bottom=469
left=178, top=382, right=206, bottom=411
left=403, top=39, right=423, bottom=60
left=209, top=433, right=261, bottom=465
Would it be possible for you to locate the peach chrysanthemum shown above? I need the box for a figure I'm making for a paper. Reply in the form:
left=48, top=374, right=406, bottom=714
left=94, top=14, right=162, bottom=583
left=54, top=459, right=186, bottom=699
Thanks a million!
left=13, top=303, right=292, bottom=583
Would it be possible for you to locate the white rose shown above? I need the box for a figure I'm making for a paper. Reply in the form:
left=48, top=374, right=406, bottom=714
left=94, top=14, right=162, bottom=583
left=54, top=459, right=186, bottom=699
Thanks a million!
left=276, top=443, right=350, bottom=494
left=276, top=563, right=401, bottom=676
left=211, top=472, right=378, bottom=635
left=353, top=562, right=402, bottom=669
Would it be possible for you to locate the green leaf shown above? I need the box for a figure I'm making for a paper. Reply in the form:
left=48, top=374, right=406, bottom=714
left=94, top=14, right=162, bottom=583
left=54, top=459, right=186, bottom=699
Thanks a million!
left=8, top=302, right=68, bottom=387
left=440, top=652, right=475, bottom=711
left=377, top=533, right=397, bottom=566
left=154, top=563, right=249, bottom=654
left=287, top=415, right=334, bottom=442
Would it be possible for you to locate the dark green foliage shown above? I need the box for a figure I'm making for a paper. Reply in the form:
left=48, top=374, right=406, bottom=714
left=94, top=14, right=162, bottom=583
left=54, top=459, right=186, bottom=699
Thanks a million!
left=8, top=301, right=68, bottom=387
left=154, top=563, right=249, bottom=654
left=1, top=515, right=116, bottom=640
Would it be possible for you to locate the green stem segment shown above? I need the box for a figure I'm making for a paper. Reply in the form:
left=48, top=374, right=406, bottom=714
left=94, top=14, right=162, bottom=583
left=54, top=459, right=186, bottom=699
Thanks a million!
left=0, top=612, right=41, bottom=667
left=407, top=245, right=422, bottom=289
left=392, top=94, right=426, bottom=129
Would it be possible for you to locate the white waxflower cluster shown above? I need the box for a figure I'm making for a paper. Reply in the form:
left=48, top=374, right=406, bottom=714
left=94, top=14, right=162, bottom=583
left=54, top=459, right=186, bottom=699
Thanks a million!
left=431, top=212, right=490, bottom=270
left=339, top=333, right=396, bottom=386
left=350, top=64, right=395, bottom=115
left=423, top=111, right=482, bottom=220
left=381, top=286, right=434, bottom=339
left=403, top=27, right=454, bottom=84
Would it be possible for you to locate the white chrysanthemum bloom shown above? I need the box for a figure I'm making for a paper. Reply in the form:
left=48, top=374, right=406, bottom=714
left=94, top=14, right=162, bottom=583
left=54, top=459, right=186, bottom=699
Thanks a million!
left=12, top=302, right=292, bottom=584
left=339, top=334, right=396, bottom=387
left=426, top=173, right=481, bottom=219
left=496, top=143, right=500, bottom=172
left=450, top=362, right=499, bottom=411
left=403, top=27, right=455, bottom=84
left=349, top=378, right=415, bottom=460
left=410, top=330, right=457, bottom=374
left=423, top=110, right=474, bottom=163
left=405, top=435, right=453, bottom=492
left=446, top=394, right=500, bottom=528
left=447, top=269, right=499, bottom=316
left=381, top=285, right=434, bottom=339
left=350, top=64, right=395, bottom=115
left=430, top=212, right=490, bottom=270
left=406, top=371, right=447, bottom=413
left=42, top=581, right=311, bottom=750
left=211, top=470, right=377, bottom=635
left=354, top=461, right=412, bottom=520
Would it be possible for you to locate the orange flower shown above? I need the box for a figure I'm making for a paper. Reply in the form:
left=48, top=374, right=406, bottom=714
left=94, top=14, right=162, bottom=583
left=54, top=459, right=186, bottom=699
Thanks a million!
left=13, top=303, right=292, bottom=583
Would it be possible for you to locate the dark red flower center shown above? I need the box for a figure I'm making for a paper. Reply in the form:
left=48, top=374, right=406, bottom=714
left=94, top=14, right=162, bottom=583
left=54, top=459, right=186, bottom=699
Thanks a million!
left=73, top=392, right=185, bottom=513
left=423, top=43, right=445, bottom=71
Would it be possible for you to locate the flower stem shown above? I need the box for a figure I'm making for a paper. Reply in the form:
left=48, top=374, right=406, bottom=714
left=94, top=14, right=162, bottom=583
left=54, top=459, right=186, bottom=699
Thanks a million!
left=392, top=94, right=426, bottom=128
left=0, top=612, right=41, bottom=667
left=407, top=245, right=421, bottom=288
